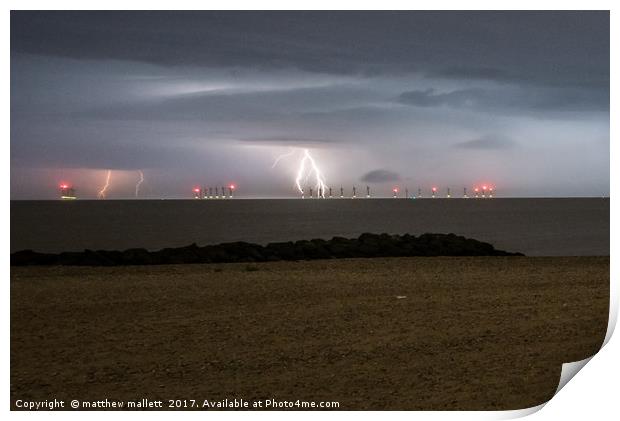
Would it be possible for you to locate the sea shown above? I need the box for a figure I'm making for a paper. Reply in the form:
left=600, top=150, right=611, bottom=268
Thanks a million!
left=10, top=198, right=609, bottom=256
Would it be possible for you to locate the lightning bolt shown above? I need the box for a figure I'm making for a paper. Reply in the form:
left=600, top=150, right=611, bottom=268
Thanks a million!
left=135, top=170, right=144, bottom=197
left=295, top=151, right=307, bottom=195
left=97, top=170, right=112, bottom=199
left=295, top=149, right=328, bottom=198
left=271, top=148, right=296, bottom=169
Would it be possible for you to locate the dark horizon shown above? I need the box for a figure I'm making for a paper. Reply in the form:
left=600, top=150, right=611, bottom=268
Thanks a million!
left=8, top=195, right=612, bottom=201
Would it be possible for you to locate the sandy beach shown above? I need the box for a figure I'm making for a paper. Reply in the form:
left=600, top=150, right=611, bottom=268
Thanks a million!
left=11, top=256, right=608, bottom=410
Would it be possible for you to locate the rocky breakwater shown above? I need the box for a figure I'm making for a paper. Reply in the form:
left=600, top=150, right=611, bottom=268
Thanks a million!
left=11, top=233, right=523, bottom=266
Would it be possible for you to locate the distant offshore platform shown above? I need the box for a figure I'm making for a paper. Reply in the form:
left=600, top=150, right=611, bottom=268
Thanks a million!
left=188, top=184, right=496, bottom=200
left=290, top=185, right=495, bottom=200
left=58, top=184, right=76, bottom=200
left=57, top=181, right=496, bottom=200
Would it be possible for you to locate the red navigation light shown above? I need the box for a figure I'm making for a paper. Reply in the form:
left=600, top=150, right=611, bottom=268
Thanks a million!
left=474, top=187, right=479, bottom=192
left=482, top=185, right=487, bottom=190
left=432, top=187, right=437, bottom=192
left=393, top=187, right=398, bottom=193
left=193, top=188, right=200, bottom=193
left=59, top=184, right=68, bottom=189
left=229, top=184, right=236, bottom=190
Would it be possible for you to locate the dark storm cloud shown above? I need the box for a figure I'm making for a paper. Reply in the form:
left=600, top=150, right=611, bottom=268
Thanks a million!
left=431, top=65, right=608, bottom=90
left=361, top=170, right=401, bottom=183
left=433, top=66, right=510, bottom=82
left=397, top=87, right=609, bottom=113
left=453, top=135, right=516, bottom=150
left=11, top=11, right=609, bottom=87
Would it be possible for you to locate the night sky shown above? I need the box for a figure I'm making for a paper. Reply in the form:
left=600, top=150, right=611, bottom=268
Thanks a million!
left=10, top=11, right=609, bottom=199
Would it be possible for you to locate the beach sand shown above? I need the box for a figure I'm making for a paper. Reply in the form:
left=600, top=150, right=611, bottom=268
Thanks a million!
left=11, top=256, right=608, bottom=410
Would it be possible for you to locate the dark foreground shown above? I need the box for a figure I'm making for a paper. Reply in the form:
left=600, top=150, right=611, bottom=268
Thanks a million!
left=11, top=257, right=608, bottom=410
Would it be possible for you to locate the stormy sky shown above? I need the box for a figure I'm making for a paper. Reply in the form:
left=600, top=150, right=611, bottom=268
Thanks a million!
left=10, top=11, right=609, bottom=199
